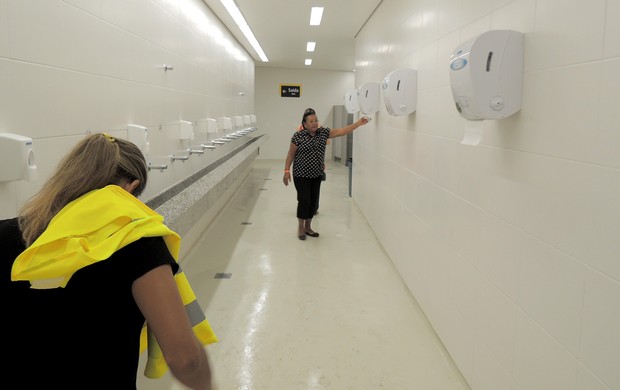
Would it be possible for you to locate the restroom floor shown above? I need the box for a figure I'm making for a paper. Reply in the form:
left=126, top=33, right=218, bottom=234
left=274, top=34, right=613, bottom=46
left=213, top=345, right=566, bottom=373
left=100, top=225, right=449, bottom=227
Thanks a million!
left=137, top=159, right=470, bottom=390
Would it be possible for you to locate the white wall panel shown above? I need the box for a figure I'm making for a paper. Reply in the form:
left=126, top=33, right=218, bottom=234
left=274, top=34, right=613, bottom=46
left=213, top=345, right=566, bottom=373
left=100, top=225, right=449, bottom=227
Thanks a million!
left=0, top=0, right=254, bottom=218
left=351, top=0, right=620, bottom=388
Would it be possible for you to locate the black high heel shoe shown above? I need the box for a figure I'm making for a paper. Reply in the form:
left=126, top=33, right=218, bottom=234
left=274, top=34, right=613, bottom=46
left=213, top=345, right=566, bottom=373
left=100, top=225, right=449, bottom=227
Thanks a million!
left=305, top=230, right=319, bottom=238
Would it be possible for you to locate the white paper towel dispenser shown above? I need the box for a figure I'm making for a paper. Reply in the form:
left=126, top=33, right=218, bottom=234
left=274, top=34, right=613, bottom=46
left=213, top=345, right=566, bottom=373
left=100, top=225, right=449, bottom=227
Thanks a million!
left=449, top=29, right=523, bottom=120
left=357, top=82, right=380, bottom=115
left=0, top=133, right=38, bottom=182
left=382, top=68, right=417, bottom=116
left=344, top=89, right=359, bottom=114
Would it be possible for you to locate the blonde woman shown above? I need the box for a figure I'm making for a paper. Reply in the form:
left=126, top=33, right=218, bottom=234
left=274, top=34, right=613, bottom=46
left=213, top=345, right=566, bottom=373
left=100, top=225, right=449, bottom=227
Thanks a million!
left=2, top=133, right=216, bottom=389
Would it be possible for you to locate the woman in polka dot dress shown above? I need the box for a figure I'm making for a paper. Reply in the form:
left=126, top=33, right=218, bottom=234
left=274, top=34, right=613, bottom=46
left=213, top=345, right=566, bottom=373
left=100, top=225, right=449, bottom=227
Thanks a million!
left=283, top=108, right=369, bottom=240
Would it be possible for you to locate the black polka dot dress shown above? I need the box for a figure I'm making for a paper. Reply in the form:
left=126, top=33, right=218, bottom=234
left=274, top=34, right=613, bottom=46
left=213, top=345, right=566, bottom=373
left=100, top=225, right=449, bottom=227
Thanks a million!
left=291, top=127, right=330, bottom=178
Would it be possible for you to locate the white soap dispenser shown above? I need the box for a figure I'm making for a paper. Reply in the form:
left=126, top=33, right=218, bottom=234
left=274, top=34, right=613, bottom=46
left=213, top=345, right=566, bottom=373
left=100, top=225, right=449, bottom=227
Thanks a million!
left=449, top=29, right=524, bottom=120
left=243, top=115, right=252, bottom=128
left=382, top=68, right=417, bottom=116
left=0, top=133, right=38, bottom=182
left=233, top=116, right=244, bottom=131
left=217, top=117, right=233, bottom=133
left=162, top=120, right=194, bottom=140
left=196, top=118, right=218, bottom=134
left=126, top=124, right=149, bottom=153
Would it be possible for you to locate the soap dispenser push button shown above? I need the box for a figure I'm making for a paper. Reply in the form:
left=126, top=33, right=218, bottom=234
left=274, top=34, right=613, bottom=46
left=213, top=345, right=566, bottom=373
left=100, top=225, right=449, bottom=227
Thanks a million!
left=490, top=96, right=504, bottom=111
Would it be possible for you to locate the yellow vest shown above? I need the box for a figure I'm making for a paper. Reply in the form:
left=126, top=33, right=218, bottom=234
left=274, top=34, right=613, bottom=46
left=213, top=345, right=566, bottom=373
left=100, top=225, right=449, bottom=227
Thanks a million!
left=12, top=185, right=217, bottom=378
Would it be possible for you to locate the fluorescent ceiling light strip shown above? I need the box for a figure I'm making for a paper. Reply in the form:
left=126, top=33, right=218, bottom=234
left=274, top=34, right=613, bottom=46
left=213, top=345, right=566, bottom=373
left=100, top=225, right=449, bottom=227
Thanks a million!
left=220, top=0, right=269, bottom=62
left=306, top=42, right=316, bottom=52
left=310, top=7, right=324, bottom=26
left=238, top=24, right=268, bottom=62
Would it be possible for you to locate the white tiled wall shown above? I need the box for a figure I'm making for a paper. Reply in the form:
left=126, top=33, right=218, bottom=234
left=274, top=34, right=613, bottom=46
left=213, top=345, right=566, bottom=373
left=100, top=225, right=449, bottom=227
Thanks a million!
left=0, top=0, right=255, bottom=218
left=353, top=0, right=620, bottom=388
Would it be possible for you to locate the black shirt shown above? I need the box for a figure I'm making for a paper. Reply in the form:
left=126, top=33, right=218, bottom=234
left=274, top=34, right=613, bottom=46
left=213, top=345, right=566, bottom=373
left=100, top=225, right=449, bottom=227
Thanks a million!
left=1, top=218, right=178, bottom=388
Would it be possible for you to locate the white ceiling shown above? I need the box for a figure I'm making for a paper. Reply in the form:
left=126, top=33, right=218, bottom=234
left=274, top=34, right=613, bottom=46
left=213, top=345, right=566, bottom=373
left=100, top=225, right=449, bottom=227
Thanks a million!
left=202, top=0, right=383, bottom=71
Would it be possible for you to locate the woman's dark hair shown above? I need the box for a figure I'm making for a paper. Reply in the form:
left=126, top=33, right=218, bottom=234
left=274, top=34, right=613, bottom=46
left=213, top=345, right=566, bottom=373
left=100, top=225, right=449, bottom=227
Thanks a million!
left=301, top=108, right=316, bottom=126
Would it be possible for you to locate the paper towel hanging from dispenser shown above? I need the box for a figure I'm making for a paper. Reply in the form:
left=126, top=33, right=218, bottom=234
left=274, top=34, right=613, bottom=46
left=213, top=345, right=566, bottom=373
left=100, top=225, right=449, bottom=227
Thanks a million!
left=0, top=133, right=38, bottom=182
left=382, top=68, right=417, bottom=116
left=357, top=82, right=380, bottom=115
left=449, top=29, right=523, bottom=121
left=344, top=89, right=359, bottom=114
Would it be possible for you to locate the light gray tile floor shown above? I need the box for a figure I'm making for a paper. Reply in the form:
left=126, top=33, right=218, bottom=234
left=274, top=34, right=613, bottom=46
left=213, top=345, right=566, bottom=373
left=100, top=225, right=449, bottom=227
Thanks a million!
left=138, top=159, right=470, bottom=390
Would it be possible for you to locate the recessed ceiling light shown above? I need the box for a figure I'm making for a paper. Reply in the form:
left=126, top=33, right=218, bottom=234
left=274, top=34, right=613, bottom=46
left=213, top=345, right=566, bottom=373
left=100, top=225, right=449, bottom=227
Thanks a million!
left=305, top=59, right=312, bottom=66
left=306, top=42, right=316, bottom=52
left=310, top=7, right=324, bottom=26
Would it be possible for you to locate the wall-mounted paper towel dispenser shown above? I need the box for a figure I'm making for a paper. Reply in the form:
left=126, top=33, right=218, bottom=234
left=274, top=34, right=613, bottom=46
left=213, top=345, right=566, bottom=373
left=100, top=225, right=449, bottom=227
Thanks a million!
left=0, top=133, right=37, bottom=182
left=382, top=68, right=417, bottom=116
left=357, top=82, right=380, bottom=115
left=344, top=89, right=359, bottom=114
left=449, top=29, right=524, bottom=120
